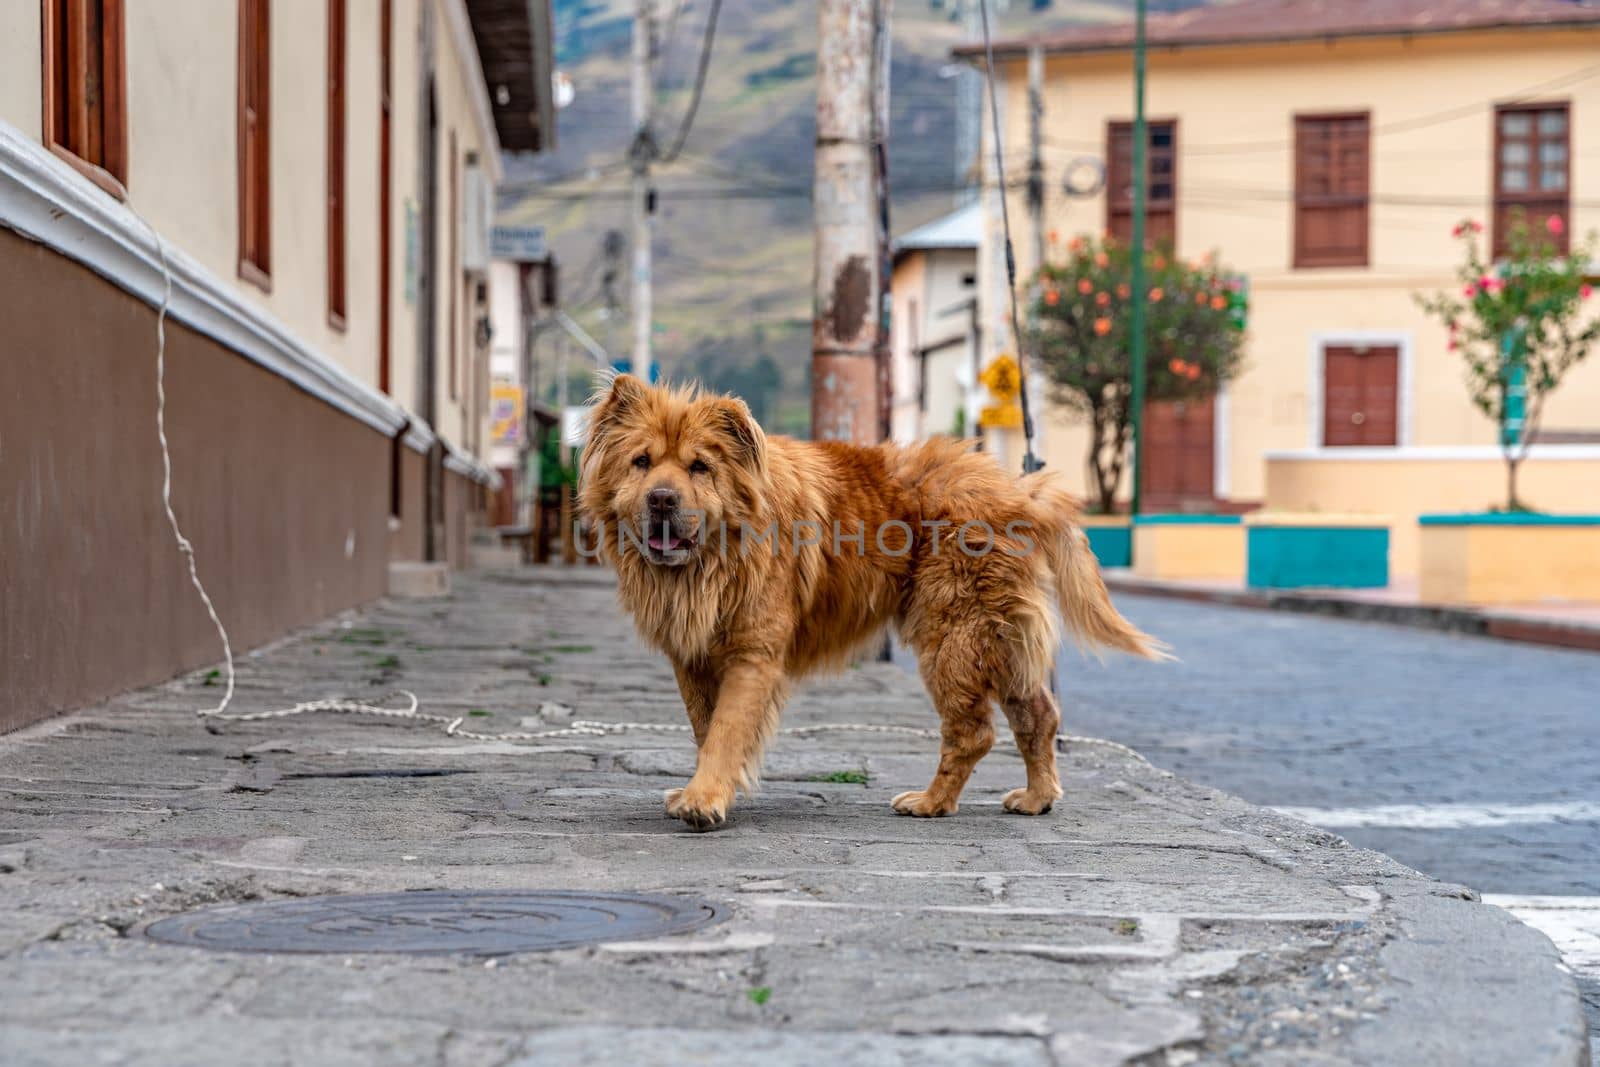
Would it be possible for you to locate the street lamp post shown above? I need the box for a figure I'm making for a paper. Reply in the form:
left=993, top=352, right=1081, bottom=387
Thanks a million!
left=1127, top=0, right=1149, bottom=517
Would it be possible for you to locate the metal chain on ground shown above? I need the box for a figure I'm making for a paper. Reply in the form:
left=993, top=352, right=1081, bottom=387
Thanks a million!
left=198, top=690, right=1153, bottom=767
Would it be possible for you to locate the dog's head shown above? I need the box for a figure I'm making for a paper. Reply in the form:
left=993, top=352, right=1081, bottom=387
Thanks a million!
left=579, top=374, right=768, bottom=567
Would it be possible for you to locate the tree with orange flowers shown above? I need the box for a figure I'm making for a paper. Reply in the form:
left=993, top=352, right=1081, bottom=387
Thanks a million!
left=1028, top=236, right=1246, bottom=514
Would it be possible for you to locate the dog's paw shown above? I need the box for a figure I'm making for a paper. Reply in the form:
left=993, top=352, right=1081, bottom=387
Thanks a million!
left=664, top=784, right=732, bottom=832
left=1001, top=786, right=1061, bottom=816
left=663, top=787, right=686, bottom=817
left=891, top=789, right=958, bottom=818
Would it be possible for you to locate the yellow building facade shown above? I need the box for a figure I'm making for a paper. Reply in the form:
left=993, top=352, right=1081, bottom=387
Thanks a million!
left=973, top=9, right=1600, bottom=523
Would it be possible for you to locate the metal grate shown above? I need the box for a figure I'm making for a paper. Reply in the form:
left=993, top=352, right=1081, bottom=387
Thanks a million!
left=141, top=890, right=724, bottom=956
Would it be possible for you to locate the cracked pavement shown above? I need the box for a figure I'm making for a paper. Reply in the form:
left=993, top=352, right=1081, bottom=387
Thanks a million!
left=0, top=567, right=1587, bottom=1065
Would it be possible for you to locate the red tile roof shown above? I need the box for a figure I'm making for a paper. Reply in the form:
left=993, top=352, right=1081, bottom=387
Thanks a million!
left=957, top=0, right=1600, bottom=58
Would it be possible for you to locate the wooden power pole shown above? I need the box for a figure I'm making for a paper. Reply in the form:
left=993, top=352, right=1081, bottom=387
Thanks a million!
left=630, top=0, right=655, bottom=376
left=812, top=0, right=889, bottom=444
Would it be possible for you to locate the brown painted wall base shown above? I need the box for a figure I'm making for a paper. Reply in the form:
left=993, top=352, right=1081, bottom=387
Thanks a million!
left=389, top=446, right=427, bottom=562
left=0, top=230, right=408, bottom=732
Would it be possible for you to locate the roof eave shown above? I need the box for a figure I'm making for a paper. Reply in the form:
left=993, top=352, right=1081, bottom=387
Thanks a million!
left=953, top=17, right=1600, bottom=64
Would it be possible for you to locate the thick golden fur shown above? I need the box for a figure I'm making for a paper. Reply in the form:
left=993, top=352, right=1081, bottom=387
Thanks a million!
left=580, top=375, right=1167, bottom=830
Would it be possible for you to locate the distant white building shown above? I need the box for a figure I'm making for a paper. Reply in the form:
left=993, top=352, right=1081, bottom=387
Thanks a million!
left=890, top=203, right=981, bottom=443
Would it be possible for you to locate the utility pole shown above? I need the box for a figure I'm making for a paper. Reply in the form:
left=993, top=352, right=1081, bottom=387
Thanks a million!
left=954, top=0, right=982, bottom=204
left=812, top=0, right=886, bottom=444
left=630, top=0, right=656, bottom=376
left=1127, top=0, right=1149, bottom=516
left=1026, top=45, right=1045, bottom=278
left=871, top=0, right=893, bottom=441
left=601, top=228, right=624, bottom=367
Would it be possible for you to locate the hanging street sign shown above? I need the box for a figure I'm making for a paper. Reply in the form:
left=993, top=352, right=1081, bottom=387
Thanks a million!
left=491, top=225, right=548, bottom=262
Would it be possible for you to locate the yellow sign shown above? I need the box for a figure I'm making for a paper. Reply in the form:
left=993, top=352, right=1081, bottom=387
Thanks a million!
left=979, top=402, right=1022, bottom=430
left=979, top=354, right=1021, bottom=399
left=490, top=382, right=525, bottom=446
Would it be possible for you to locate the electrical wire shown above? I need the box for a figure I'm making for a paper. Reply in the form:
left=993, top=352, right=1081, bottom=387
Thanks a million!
left=655, top=0, right=723, bottom=164
left=978, top=0, right=1041, bottom=474
left=1040, top=59, right=1600, bottom=157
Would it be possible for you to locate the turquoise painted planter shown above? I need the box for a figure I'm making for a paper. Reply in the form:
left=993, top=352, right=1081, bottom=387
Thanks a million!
left=1131, top=514, right=1244, bottom=526
left=1247, top=525, right=1389, bottom=589
left=1419, top=513, right=1600, bottom=526
left=1084, top=525, right=1131, bottom=568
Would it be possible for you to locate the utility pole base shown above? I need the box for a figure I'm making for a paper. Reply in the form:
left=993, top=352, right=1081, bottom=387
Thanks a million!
left=811, top=354, right=881, bottom=444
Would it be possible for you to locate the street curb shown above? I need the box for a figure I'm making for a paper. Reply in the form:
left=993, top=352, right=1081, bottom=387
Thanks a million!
left=1103, top=575, right=1600, bottom=654
left=1347, top=885, right=1591, bottom=1066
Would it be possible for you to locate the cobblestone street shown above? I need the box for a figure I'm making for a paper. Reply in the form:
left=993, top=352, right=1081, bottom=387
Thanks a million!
left=1052, top=595, right=1600, bottom=1062
left=0, top=568, right=1585, bottom=1065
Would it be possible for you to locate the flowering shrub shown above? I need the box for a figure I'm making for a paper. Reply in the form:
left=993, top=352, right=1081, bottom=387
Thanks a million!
left=1417, top=212, right=1599, bottom=510
left=1027, top=236, right=1246, bottom=513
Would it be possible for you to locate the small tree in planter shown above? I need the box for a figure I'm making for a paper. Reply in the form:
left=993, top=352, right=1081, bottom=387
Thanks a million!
left=1026, top=236, right=1246, bottom=514
left=1418, top=214, right=1599, bottom=510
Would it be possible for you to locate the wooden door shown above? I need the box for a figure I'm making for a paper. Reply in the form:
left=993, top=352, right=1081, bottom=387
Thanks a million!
left=1322, top=345, right=1398, bottom=446
left=1141, top=395, right=1215, bottom=510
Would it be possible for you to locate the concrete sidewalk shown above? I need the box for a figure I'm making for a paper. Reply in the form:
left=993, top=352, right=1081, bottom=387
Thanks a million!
left=0, top=567, right=1587, bottom=1065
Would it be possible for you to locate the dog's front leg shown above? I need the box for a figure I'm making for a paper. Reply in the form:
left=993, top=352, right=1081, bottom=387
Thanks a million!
left=664, top=658, right=788, bottom=831
left=671, top=660, right=719, bottom=748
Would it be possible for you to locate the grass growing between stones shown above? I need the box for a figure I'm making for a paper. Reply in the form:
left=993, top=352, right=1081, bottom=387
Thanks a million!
left=807, top=770, right=869, bottom=785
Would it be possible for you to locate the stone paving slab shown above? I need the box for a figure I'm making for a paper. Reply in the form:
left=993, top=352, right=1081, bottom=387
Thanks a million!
left=0, top=567, right=1587, bottom=1065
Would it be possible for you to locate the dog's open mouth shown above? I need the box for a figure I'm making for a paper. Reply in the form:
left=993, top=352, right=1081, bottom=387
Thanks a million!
left=646, top=532, right=697, bottom=553
left=641, top=526, right=699, bottom=564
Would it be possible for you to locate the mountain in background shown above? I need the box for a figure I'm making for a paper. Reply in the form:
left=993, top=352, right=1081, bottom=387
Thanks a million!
left=501, top=0, right=1205, bottom=433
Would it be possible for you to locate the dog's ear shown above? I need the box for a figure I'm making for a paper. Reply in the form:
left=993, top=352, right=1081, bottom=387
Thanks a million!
left=594, top=373, right=647, bottom=420
left=706, top=396, right=766, bottom=473
left=586, top=373, right=648, bottom=446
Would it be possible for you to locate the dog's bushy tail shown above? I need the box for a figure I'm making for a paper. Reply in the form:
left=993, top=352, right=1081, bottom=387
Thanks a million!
left=1023, top=474, right=1172, bottom=661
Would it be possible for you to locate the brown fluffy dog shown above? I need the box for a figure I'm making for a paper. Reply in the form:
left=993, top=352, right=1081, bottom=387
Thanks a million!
left=580, top=375, right=1166, bottom=830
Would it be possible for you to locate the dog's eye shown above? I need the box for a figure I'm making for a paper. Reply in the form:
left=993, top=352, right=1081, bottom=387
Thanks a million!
left=632, top=454, right=650, bottom=470
left=689, top=459, right=710, bottom=475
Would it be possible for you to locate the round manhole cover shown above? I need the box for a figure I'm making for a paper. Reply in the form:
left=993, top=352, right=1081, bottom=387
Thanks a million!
left=141, top=890, right=724, bottom=956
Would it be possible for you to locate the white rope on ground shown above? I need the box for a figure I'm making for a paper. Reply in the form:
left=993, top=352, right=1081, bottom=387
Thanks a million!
left=125, top=192, right=1150, bottom=772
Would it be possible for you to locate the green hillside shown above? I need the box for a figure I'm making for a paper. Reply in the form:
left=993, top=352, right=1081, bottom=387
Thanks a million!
left=502, top=0, right=1192, bottom=434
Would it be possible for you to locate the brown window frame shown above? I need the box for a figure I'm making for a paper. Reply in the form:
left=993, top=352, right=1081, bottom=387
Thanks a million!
left=1293, top=112, right=1371, bottom=269
left=326, top=0, right=347, bottom=329
left=237, top=0, right=271, bottom=290
left=1107, top=118, right=1177, bottom=247
left=40, top=0, right=128, bottom=200
left=378, top=0, right=393, bottom=393
left=1493, top=102, right=1570, bottom=258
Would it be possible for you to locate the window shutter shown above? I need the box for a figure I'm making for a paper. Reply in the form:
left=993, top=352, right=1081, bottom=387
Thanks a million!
left=1294, top=114, right=1369, bottom=268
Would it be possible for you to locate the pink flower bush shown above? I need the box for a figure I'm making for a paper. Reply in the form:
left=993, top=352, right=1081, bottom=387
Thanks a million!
left=1419, top=210, right=1600, bottom=510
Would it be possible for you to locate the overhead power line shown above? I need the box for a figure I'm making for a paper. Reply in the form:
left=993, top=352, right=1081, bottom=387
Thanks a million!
left=656, top=0, right=723, bottom=164
left=1042, top=59, right=1600, bottom=156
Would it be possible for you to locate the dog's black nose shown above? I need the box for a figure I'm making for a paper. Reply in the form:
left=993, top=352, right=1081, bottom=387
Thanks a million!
left=647, top=487, right=680, bottom=512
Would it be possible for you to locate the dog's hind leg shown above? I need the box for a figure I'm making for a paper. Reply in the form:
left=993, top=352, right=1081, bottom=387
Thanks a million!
left=999, top=689, right=1063, bottom=815
left=892, top=650, right=995, bottom=818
